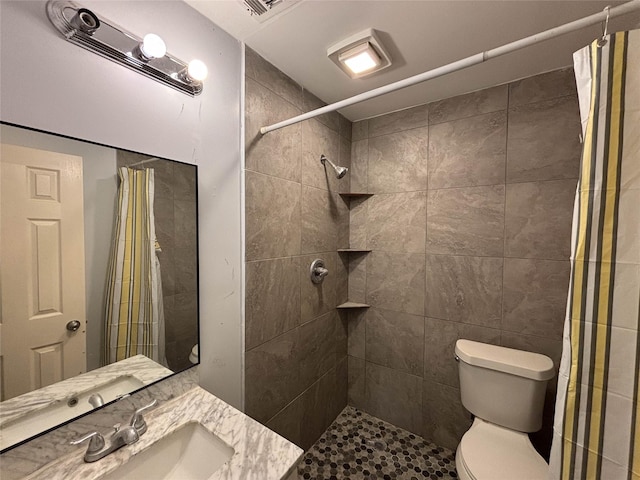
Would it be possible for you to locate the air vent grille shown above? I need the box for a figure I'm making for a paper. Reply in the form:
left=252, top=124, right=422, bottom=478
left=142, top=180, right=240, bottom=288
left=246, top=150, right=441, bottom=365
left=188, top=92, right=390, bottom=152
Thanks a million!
left=243, top=0, right=284, bottom=16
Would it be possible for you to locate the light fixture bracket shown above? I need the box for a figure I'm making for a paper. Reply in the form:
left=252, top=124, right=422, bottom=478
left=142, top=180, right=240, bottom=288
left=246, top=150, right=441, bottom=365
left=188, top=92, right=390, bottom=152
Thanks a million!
left=46, top=0, right=204, bottom=96
left=327, top=28, right=392, bottom=79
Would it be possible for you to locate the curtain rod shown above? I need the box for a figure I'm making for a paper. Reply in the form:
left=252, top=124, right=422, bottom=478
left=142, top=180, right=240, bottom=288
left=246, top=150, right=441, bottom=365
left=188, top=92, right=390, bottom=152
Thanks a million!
left=260, top=0, right=640, bottom=135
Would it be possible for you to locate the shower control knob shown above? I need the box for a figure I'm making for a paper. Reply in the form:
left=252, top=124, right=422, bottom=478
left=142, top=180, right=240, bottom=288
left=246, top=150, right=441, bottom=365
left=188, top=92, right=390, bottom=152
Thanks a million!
left=310, top=259, right=329, bottom=284
left=66, top=320, right=81, bottom=332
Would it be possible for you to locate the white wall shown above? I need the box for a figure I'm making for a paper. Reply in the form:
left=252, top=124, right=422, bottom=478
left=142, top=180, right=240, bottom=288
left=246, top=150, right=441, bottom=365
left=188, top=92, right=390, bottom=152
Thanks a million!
left=0, top=1, right=244, bottom=408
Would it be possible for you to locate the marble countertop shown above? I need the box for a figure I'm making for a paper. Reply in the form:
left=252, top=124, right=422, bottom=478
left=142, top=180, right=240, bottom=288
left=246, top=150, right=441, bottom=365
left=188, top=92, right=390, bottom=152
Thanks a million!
left=24, top=386, right=303, bottom=480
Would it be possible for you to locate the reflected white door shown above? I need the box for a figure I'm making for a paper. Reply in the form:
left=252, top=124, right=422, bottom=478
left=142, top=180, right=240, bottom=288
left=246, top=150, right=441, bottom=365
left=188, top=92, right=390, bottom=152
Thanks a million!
left=0, top=144, right=87, bottom=401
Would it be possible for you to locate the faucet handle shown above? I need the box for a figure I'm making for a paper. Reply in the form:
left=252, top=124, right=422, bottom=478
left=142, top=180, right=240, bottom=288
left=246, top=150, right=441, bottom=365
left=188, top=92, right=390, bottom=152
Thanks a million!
left=70, top=431, right=105, bottom=454
left=128, top=399, right=157, bottom=435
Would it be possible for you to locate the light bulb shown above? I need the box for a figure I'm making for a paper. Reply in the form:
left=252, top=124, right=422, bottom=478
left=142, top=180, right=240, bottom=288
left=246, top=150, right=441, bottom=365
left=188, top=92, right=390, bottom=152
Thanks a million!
left=187, top=59, right=208, bottom=82
left=140, top=33, right=166, bottom=59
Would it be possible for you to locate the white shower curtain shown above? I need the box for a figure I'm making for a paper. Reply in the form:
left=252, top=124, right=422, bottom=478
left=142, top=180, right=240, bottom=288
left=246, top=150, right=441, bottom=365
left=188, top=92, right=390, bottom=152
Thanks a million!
left=104, top=167, right=167, bottom=367
left=549, top=29, right=640, bottom=480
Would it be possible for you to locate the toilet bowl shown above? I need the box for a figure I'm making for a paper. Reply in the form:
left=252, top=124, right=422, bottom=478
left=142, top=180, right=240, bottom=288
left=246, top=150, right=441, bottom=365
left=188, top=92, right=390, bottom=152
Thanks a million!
left=189, top=344, right=199, bottom=364
left=455, top=418, right=548, bottom=480
left=454, top=340, right=555, bottom=480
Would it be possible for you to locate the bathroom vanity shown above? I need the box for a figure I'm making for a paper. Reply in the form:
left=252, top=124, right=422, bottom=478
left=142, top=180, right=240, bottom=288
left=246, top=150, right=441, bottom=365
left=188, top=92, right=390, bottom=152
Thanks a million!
left=1, top=368, right=302, bottom=480
left=20, top=386, right=302, bottom=480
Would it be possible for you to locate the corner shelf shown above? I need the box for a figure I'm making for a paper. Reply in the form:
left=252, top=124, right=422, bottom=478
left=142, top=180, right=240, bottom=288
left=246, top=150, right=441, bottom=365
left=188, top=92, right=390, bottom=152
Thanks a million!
left=337, top=248, right=371, bottom=253
left=337, top=302, right=370, bottom=309
left=339, top=192, right=373, bottom=199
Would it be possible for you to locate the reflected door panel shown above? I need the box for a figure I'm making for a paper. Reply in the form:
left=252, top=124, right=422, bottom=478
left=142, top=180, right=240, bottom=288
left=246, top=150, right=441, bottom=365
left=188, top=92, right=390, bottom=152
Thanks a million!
left=0, top=144, right=87, bottom=400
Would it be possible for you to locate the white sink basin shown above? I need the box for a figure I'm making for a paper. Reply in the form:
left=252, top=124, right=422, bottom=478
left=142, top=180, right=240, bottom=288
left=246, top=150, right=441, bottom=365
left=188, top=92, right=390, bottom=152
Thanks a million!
left=100, top=422, right=235, bottom=480
left=0, top=375, right=144, bottom=450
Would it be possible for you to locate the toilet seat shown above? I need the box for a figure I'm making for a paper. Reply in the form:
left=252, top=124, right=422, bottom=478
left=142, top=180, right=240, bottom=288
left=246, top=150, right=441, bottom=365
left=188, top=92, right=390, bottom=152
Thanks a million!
left=455, top=418, right=548, bottom=480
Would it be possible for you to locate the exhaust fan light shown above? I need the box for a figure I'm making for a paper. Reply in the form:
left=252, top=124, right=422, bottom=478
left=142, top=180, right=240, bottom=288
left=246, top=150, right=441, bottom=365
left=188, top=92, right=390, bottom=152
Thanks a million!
left=328, top=28, right=392, bottom=79
left=339, top=42, right=381, bottom=75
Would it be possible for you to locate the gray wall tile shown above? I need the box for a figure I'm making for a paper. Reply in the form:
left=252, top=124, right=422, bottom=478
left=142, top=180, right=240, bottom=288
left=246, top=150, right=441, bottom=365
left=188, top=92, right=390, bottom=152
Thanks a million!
left=245, top=47, right=303, bottom=109
left=509, top=68, right=577, bottom=107
left=300, top=253, right=337, bottom=323
left=266, top=395, right=304, bottom=447
left=502, top=258, right=570, bottom=339
left=338, top=135, right=353, bottom=194
left=332, top=357, right=349, bottom=421
left=429, top=85, right=508, bottom=125
left=368, top=128, right=428, bottom=193
left=350, top=140, right=369, bottom=193
left=352, top=120, right=369, bottom=141
left=426, top=185, right=505, bottom=256
left=425, top=255, right=503, bottom=327
left=507, top=95, right=581, bottom=183
left=299, top=376, right=330, bottom=450
left=366, top=251, right=426, bottom=316
left=339, top=115, right=353, bottom=142
left=347, top=253, right=367, bottom=304
left=428, top=110, right=507, bottom=189
left=301, top=186, right=339, bottom=254
left=245, top=328, right=301, bottom=423
left=245, top=257, right=300, bottom=350
left=303, top=89, right=340, bottom=132
left=347, top=310, right=366, bottom=359
left=367, top=192, right=427, bottom=254
left=365, top=362, right=423, bottom=434
left=336, top=311, right=349, bottom=360
left=245, top=77, right=302, bottom=183
left=348, top=356, right=366, bottom=409
left=368, top=104, right=429, bottom=138
left=348, top=197, right=368, bottom=248
left=245, top=171, right=301, bottom=261
left=301, top=119, right=341, bottom=191
left=505, top=179, right=576, bottom=260
left=422, top=380, right=471, bottom=450
left=336, top=253, right=350, bottom=305
left=366, top=307, right=425, bottom=376
left=299, top=311, right=338, bottom=390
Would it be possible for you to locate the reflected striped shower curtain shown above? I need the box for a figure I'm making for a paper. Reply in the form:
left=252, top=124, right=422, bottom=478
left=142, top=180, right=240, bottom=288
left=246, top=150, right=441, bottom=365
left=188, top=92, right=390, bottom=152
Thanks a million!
left=549, top=30, right=640, bottom=480
left=104, top=167, right=166, bottom=366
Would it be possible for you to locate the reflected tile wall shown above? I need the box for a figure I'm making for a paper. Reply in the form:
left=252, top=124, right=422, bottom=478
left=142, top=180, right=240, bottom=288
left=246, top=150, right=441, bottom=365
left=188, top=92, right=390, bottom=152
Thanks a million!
left=117, top=152, right=198, bottom=372
left=244, top=48, right=350, bottom=449
left=348, top=67, right=580, bottom=457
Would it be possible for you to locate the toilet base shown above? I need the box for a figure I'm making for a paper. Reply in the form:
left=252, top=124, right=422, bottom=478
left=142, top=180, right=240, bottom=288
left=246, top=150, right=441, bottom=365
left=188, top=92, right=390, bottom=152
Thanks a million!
left=454, top=418, right=548, bottom=480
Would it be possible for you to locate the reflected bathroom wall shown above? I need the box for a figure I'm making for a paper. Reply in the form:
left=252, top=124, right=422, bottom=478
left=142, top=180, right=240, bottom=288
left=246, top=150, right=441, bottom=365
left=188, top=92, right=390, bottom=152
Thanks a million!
left=116, top=152, right=198, bottom=371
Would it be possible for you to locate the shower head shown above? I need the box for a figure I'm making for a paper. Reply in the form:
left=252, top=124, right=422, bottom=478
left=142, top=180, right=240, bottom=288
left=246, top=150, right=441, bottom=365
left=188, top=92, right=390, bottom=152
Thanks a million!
left=320, top=154, right=348, bottom=179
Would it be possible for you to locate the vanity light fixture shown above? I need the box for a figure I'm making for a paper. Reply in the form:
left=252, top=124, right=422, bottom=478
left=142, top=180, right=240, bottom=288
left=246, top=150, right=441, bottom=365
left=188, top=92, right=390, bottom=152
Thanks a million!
left=327, top=28, right=392, bottom=79
left=46, top=1, right=207, bottom=96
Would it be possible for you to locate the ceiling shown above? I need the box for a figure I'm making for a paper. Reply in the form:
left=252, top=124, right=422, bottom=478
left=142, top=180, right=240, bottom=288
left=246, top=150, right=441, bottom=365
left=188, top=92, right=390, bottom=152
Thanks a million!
left=187, top=0, right=640, bottom=121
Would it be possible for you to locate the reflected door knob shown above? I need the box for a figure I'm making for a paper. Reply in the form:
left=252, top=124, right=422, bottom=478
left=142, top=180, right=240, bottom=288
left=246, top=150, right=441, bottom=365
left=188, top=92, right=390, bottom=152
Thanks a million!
left=66, top=320, right=81, bottom=332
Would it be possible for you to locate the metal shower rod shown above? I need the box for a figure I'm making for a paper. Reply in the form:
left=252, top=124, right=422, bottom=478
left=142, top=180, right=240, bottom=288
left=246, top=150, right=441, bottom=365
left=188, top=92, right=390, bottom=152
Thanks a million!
left=259, top=0, right=640, bottom=135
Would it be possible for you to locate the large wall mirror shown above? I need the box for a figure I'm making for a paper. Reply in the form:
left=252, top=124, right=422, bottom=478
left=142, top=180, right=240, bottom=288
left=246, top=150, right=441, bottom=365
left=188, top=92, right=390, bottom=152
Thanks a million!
left=0, top=122, right=199, bottom=451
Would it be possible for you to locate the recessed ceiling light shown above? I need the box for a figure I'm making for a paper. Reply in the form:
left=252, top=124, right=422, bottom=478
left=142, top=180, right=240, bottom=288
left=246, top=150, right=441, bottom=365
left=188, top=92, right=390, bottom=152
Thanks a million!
left=328, top=28, right=392, bottom=79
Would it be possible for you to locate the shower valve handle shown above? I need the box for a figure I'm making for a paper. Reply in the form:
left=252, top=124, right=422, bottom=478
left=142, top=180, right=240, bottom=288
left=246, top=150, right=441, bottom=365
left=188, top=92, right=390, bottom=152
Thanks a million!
left=310, top=259, right=329, bottom=284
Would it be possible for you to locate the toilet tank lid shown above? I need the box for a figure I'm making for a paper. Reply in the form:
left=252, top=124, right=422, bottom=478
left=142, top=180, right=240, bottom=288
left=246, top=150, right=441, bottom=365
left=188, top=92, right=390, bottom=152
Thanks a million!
left=455, top=340, right=555, bottom=381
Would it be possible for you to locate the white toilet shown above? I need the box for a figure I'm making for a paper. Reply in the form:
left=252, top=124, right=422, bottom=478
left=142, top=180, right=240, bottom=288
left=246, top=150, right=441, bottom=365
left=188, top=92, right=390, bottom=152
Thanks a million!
left=454, top=339, right=555, bottom=480
left=189, top=344, right=199, bottom=364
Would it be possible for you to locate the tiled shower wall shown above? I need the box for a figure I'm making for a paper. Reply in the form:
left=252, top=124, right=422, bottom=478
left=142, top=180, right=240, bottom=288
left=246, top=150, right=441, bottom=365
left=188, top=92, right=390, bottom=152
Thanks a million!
left=346, top=68, right=580, bottom=457
left=243, top=48, right=352, bottom=450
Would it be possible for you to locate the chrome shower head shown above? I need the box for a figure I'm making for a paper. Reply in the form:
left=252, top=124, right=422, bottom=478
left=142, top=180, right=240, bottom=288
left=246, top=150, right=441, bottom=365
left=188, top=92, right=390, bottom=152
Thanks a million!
left=320, top=154, right=348, bottom=179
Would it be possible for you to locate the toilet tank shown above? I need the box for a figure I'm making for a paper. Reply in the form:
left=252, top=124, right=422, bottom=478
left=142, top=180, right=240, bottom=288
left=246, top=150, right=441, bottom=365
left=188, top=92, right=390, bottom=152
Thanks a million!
left=456, top=340, right=555, bottom=433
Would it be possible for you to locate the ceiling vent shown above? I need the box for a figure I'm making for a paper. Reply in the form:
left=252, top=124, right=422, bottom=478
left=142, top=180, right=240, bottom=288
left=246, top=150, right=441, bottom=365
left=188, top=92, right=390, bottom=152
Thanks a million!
left=240, top=0, right=301, bottom=23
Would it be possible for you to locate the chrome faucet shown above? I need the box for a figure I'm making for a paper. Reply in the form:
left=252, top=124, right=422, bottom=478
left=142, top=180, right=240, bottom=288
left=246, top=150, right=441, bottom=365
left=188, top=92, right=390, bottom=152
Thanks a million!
left=71, top=399, right=157, bottom=462
left=88, top=393, right=105, bottom=408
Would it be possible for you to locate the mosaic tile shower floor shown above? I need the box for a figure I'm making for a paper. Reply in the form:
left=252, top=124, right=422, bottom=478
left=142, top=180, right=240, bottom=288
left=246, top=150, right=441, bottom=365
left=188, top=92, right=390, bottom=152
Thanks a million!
left=295, top=406, right=459, bottom=480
